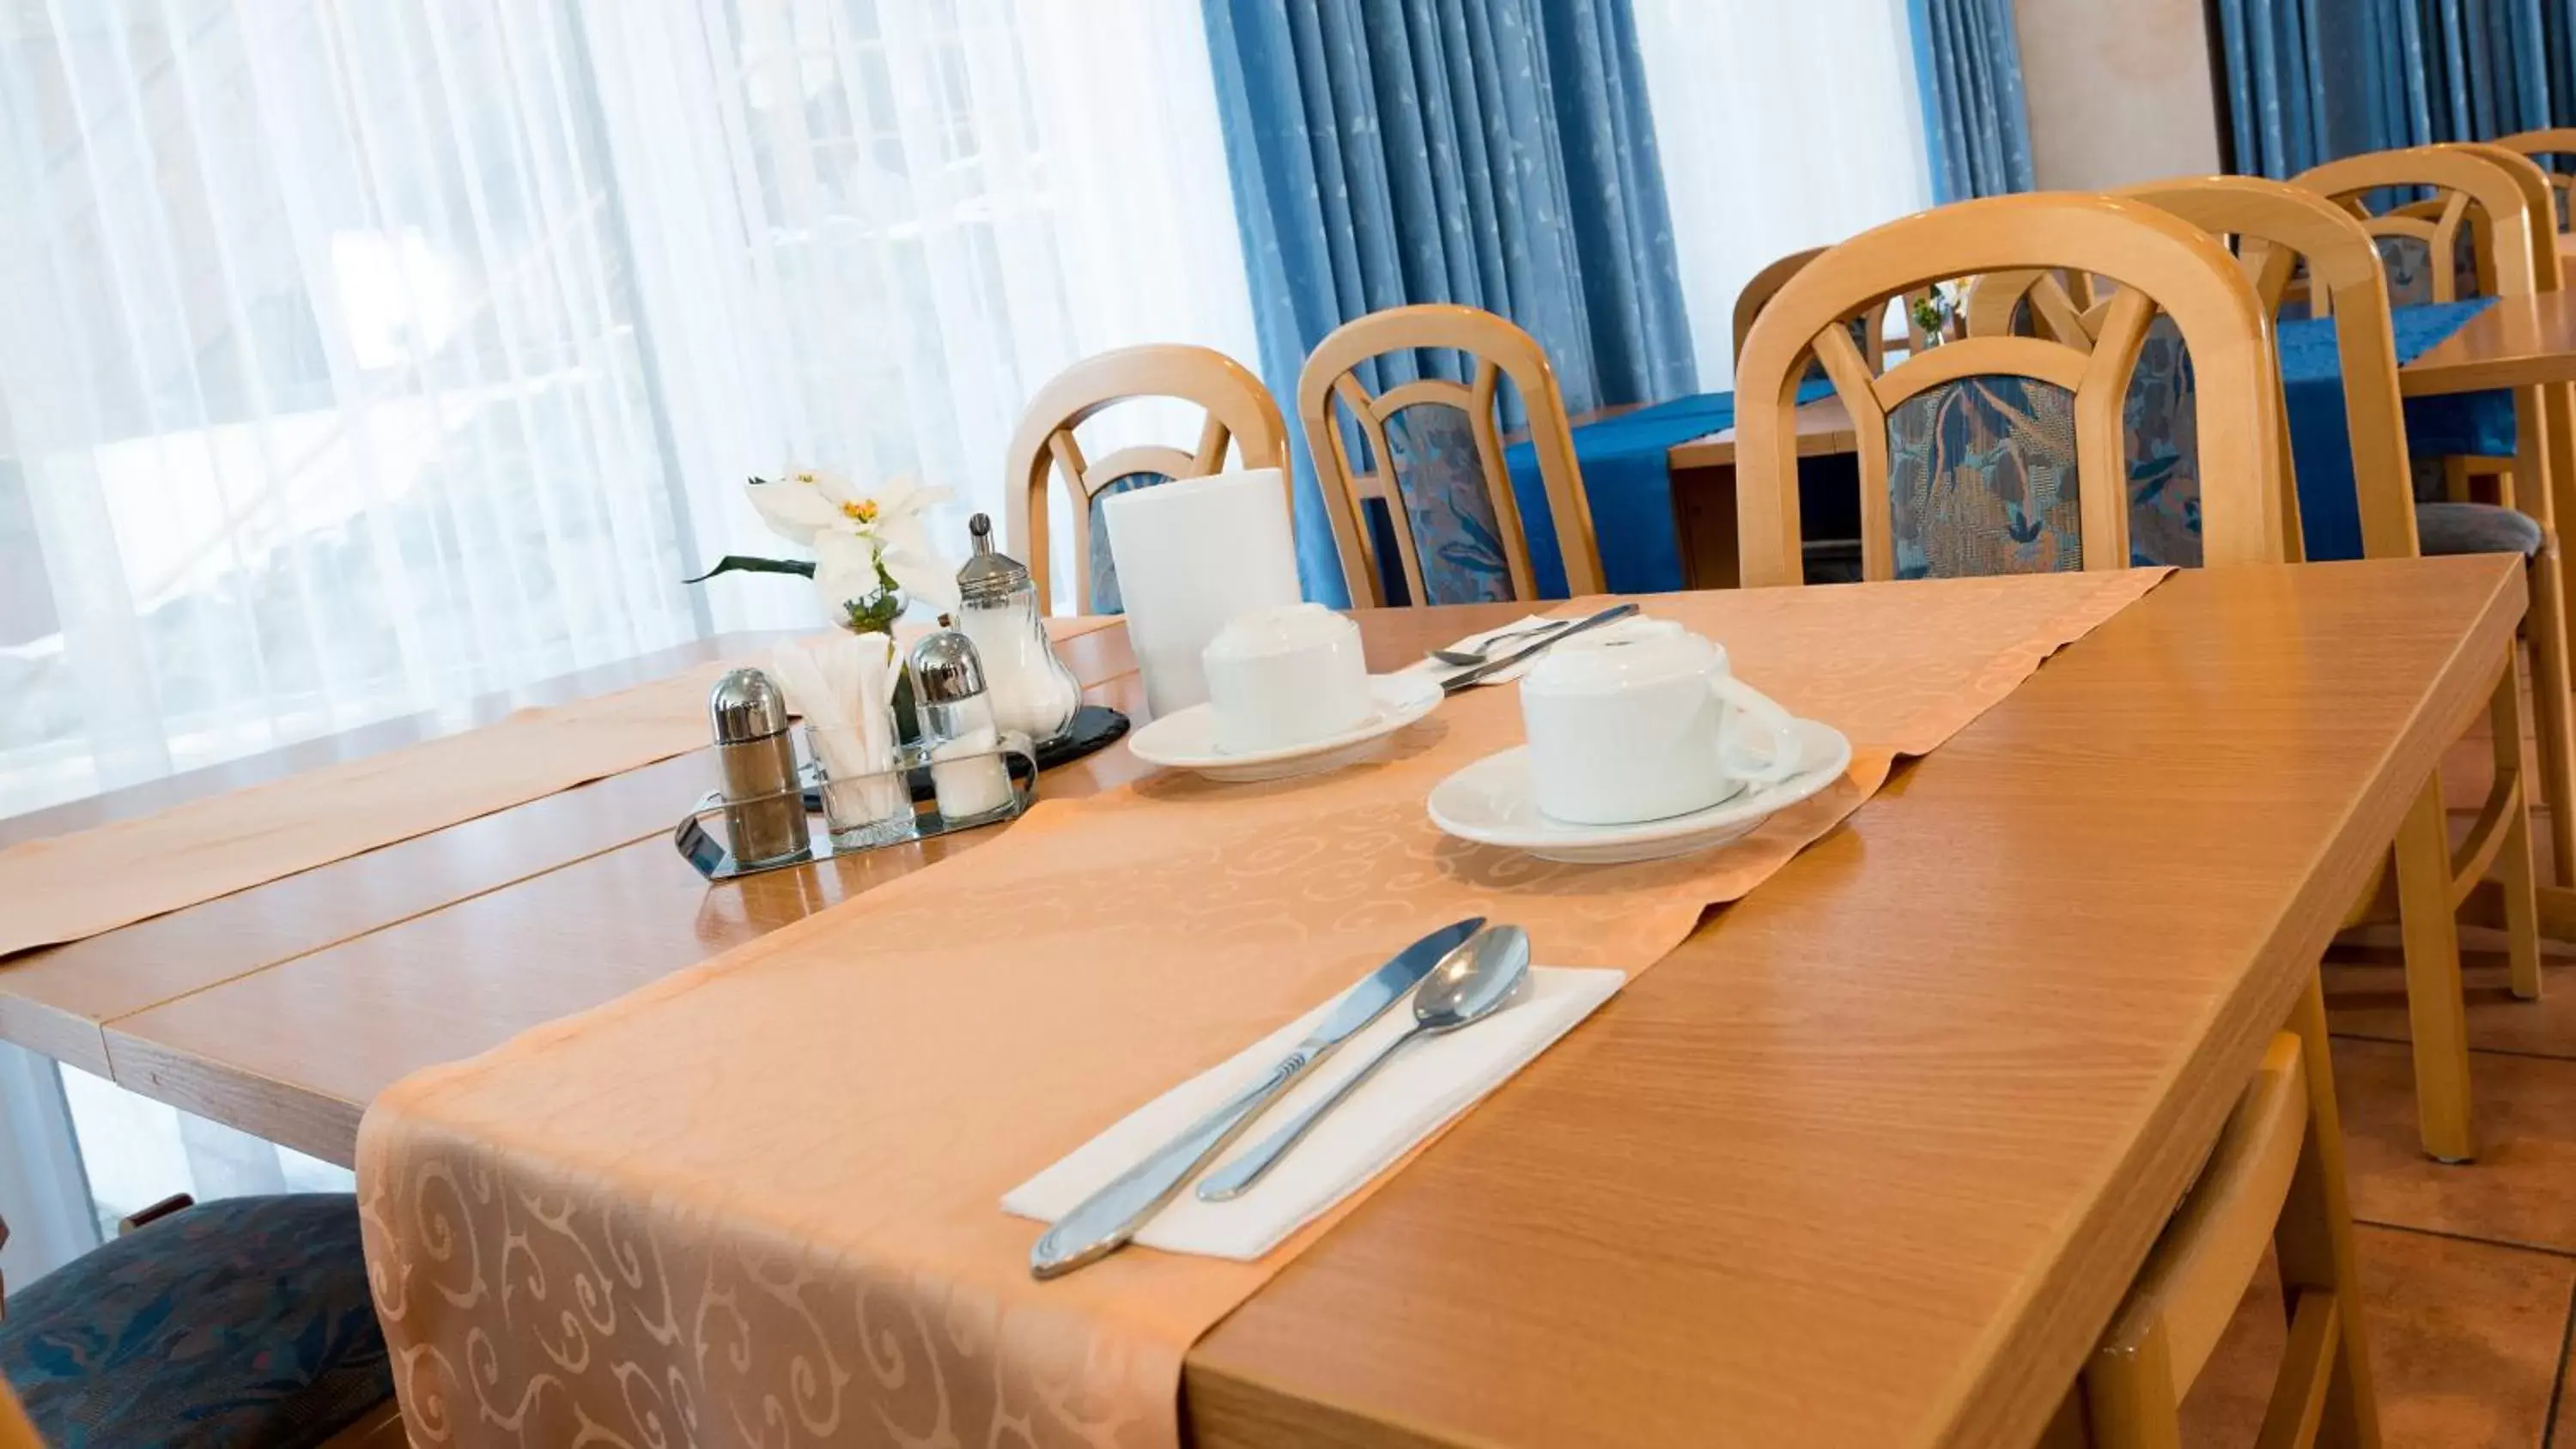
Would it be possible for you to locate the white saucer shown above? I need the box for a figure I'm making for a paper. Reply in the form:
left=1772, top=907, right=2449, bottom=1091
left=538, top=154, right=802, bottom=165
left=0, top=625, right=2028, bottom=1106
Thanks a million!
left=1425, top=718, right=1855, bottom=864
left=1129, top=673, right=1444, bottom=782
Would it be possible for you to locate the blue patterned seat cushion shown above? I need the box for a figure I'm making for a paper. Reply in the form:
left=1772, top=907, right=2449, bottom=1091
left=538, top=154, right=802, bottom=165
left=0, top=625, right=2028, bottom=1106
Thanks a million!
left=1085, top=470, right=1171, bottom=615
left=2123, top=315, right=2202, bottom=567
left=1886, top=374, right=2084, bottom=578
left=0, top=1195, right=392, bottom=1449
left=1383, top=403, right=1514, bottom=604
left=2417, top=500, right=2544, bottom=557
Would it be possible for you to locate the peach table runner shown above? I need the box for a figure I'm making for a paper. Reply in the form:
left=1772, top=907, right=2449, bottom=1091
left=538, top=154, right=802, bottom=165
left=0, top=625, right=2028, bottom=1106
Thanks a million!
left=355, top=571, right=2168, bottom=1449
left=0, top=617, right=1120, bottom=959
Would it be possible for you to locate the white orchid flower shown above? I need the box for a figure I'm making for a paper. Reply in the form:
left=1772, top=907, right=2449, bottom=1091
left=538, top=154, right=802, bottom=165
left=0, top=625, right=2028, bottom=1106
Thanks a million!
left=747, top=468, right=960, bottom=620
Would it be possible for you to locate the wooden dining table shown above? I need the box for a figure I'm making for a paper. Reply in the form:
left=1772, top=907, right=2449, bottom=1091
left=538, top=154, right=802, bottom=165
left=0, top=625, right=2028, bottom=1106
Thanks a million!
left=0, top=554, right=2524, bottom=1446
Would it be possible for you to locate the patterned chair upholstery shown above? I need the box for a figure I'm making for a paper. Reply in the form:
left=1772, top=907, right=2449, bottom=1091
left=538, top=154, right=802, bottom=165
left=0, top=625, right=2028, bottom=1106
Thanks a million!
left=1381, top=404, right=1514, bottom=604
left=1886, top=375, right=2085, bottom=579
left=0, top=1195, right=393, bottom=1449
left=2123, top=315, right=2202, bottom=567
left=1084, top=471, right=1170, bottom=615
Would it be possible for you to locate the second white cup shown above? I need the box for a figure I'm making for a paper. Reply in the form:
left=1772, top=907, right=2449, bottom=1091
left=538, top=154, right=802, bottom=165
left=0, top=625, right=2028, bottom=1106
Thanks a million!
left=1519, top=619, right=1806, bottom=825
left=1202, top=603, right=1375, bottom=754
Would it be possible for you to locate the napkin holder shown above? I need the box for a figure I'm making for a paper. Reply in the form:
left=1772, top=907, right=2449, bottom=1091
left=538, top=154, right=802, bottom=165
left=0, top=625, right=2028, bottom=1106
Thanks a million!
left=672, top=731, right=1039, bottom=882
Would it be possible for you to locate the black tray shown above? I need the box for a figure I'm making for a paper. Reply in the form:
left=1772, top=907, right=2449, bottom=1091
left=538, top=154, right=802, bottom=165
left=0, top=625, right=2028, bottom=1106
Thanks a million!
left=801, top=704, right=1129, bottom=809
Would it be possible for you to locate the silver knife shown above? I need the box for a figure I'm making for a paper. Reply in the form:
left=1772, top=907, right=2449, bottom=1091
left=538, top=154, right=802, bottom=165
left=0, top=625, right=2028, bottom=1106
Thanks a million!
left=1028, top=916, right=1485, bottom=1279
left=1439, top=602, right=1640, bottom=694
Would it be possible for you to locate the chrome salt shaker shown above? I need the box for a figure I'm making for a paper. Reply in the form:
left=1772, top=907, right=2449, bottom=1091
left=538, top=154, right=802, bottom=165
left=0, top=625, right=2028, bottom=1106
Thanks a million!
left=708, top=667, right=811, bottom=868
left=909, top=616, right=1017, bottom=823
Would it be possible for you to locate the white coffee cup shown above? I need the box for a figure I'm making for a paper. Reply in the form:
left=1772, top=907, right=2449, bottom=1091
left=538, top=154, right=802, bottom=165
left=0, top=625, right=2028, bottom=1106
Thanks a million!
left=1203, top=603, right=1375, bottom=754
left=1519, top=618, right=1807, bottom=825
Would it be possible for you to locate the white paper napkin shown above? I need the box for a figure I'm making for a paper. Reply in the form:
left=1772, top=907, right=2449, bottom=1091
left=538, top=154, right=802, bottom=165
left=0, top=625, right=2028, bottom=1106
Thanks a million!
left=1409, top=613, right=1572, bottom=688
left=1003, top=965, right=1623, bottom=1261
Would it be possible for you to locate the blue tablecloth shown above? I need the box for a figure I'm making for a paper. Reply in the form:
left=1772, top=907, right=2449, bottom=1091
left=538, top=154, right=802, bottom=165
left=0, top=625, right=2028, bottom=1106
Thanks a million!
left=1501, top=379, right=1835, bottom=596
left=2277, top=299, right=2513, bottom=561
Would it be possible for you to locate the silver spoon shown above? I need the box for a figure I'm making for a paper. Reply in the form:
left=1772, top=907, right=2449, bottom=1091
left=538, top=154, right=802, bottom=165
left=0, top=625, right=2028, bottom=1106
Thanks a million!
left=1431, top=620, right=1566, bottom=667
left=1195, top=924, right=1533, bottom=1202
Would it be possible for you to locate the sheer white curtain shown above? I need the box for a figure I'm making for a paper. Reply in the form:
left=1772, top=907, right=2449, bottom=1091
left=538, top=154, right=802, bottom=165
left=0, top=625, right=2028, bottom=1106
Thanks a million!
left=585, top=0, right=1260, bottom=627
left=1631, top=0, right=1936, bottom=389
left=0, top=0, right=1254, bottom=1218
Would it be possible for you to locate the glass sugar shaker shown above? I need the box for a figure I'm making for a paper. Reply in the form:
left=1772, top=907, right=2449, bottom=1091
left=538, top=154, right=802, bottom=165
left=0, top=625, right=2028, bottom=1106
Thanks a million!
left=955, top=512, right=1083, bottom=745
left=708, top=666, right=811, bottom=868
left=908, top=615, right=1018, bottom=824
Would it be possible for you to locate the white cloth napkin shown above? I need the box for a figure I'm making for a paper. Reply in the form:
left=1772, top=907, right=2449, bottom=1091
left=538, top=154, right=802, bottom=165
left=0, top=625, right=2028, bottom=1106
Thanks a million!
left=1003, top=965, right=1623, bottom=1261
left=1410, top=613, right=1571, bottom=688
left=767, top=634, right=902, bottom=822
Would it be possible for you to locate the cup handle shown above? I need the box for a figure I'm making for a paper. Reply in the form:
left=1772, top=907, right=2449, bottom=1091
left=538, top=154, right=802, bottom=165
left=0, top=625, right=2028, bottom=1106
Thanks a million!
left=1708, top=675, right=1805, bottom=785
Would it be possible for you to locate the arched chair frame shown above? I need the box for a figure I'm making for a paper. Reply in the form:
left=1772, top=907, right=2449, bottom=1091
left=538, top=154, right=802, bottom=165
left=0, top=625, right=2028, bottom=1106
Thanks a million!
left=1002, top=345, right=1289, bottom=612
left=1734, top=193, right=2285, bottom=588
left=1296, top=303, right=1604, bottom=607
left=2494, top=126, right=2576, bottom=228
left=1734, top=248, right=1944, bottom=374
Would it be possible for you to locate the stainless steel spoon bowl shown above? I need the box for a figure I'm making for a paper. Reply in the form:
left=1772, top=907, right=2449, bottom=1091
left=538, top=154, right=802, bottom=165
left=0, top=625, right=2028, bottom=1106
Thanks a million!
left=1195, top=924, right=1534, bottom=1202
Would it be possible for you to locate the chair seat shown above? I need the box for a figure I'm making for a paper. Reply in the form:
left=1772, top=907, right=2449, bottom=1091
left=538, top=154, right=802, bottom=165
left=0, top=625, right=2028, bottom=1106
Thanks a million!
left=0, top=1195, right=392, bottom=1449
left=2416, top=500, right=2544, bottom=557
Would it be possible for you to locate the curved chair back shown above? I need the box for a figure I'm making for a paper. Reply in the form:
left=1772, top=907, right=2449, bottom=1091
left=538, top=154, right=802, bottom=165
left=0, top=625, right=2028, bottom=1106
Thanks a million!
left=2123, top=176, right=2415, bottom=559
left=1734, top=248, right=1940, bottom=374
left=2493, top=127, right=2576, bottom=228
left=2294, top=145, right=2545, bottom=306
left=1003, top=345, right=1288, bottom=613
left=1735, top=193, right=2282, bottom=587
left=2454, top=142, right=2565, bottom=292
left=1297, top=304, right=1601, bottom=606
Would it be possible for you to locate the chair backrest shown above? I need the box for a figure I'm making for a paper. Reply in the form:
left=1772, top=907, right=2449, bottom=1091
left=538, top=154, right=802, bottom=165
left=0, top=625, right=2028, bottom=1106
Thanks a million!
left=1002, top=345, right=1288, bottom=613
left=2494, top=127, right=2576, bottom=228
left=1735, top=193, right=2283, bottom=586
left=1735, top=249, right=1941, bottom=374
left=1297, top=303, right=1603, bottom=607
left=2455, top=142, right=2565, bottom=293
left=2294, top=145, right=2546, bottom=307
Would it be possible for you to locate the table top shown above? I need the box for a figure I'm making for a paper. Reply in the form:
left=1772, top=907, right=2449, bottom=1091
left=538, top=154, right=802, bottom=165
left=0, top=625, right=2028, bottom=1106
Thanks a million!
left=2396, top=289, right=2576, bottom=396
left=0, top=556, right=2523, bottom=1446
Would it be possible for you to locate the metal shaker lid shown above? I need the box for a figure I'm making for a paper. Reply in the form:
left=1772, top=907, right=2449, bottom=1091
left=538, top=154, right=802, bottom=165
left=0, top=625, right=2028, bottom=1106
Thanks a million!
left=957, top=512, right=1030, bottom=606
left=708, top=667, right=791, bottom=741
left=908, top=615, right=987, bottom=704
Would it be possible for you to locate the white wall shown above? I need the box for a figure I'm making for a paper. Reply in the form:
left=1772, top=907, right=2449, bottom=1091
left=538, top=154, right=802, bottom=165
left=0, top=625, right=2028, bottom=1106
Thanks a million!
left=2013, top=0, right=2224, bottom=190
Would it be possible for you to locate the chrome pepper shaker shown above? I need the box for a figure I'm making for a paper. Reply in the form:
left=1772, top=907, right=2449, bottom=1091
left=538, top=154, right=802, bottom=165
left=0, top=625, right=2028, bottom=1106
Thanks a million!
left=908, top=615, right=1017, bottom=823
left=708, top=667, right=811, bottom=868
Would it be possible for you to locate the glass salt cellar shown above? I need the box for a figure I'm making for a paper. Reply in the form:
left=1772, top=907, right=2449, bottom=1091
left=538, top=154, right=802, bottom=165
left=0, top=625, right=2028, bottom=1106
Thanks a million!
left=908, top=615, right=1018, bottom=824
left=955, top=512, right=1082, bottom=744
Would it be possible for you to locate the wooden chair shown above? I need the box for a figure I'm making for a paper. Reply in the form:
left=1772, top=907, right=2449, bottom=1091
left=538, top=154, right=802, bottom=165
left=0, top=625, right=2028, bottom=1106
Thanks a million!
left=1296, top=303, right=1603, bottom=607
left=1734, top=192, right=2285, bottom=586
left=0, top=1197, right=402, bottom=1447
left=2493, top=127, right=2576, bottom=229
left=1002, top=344, right=1289, bottom=614
left=1733, top=248, right=1937, bottom=373
left=2041, top=975, right=2379, bottom=1448
left=2296, top=144, right=2576, bottom=935
left=2112, top=176, right=2542, bottom=1164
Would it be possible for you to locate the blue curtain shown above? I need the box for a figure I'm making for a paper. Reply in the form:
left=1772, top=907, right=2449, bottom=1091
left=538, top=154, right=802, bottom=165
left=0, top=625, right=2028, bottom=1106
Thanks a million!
left=2218, top=0, right=2576, bottom=173
left=1906, top=0, right=2037, bottom=202
left=1200, top=0, right=1697, bottom=605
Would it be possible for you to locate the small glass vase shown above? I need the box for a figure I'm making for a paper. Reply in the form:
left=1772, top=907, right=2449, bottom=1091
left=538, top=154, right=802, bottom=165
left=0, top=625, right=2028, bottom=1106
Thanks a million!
left=805, top=723, right=915, bottom=849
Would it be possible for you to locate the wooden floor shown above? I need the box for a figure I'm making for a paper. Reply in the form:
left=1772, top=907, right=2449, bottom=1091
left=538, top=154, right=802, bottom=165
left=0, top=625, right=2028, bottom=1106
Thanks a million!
left=2182, top=718, right=2576, bottom=1445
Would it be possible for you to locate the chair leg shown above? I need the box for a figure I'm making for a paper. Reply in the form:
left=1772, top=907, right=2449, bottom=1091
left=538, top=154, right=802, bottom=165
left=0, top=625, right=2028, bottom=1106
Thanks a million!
left=2277, top=972, right=2385, bottom=1449
left=2392, top=777, right=2476, bottom=1162
left=2522, top=549, right=2576, bottom=893
left=2489, top=646, right=2544, bottom=1002
left=2444, top=454, right=2474, bottom=503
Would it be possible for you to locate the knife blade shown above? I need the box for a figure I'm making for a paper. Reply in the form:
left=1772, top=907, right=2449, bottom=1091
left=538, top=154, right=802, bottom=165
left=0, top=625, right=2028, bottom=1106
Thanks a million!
left=1028, top=916, right=1486, bottom=1279
left=1438, top=602, right=1640, bottom=694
